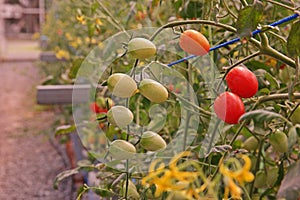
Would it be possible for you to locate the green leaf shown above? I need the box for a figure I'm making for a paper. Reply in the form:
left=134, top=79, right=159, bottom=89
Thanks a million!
left=178, top=1, right=203, bottom=19
left=277, top=161, right=300, bottom=200
left=235, top=1, right=264, bottom=38
left=69, top=58, right=84, bottom=79
left=258, top=88, right=270, bottom=95
left=55, top=125, right=76, bottom=136
left=287, top=20, right=300, bottom=57
left=265, top=72, right=280, bottom=89
left=239, top=109, right=289, bottom=124
left=245, top=60, right=272, bottom=73
left=88, top=23, right=95, bottom=38
left=93, top=188, right=115, bottom=197
left=147, top=105, right=167, bottom=132
left=288, top=126, right=298, bottom=149
left=91, top=2, right=100, bottom=13
left=76, top=185, right=89, bottom=200
left=53, top=168, right=80, bottom=189
left=41, top=75, right=54, bottom=85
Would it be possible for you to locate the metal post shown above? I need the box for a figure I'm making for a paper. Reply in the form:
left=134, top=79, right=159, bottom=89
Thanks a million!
left=0, top=0, right=6, bottom=59
left=39, top=0, right=45, bottom=30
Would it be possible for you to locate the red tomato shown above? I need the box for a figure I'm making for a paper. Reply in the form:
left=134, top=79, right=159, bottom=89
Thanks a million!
left=99, top=123, right=106, bottom=129
left=225, top=66, right=258, bottom=98
left=90, top=102, right=108, bottom=114
left=167, top=84, right=174, bottom=92
left=213, top=92, right=245, bottom=124
left=179, top=30, right=210, bottom=56
left=90, top=102, right=100, bottom=113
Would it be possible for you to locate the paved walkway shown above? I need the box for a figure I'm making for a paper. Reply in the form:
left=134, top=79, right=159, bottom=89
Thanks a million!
left=0, top=40, right=74, bottom=199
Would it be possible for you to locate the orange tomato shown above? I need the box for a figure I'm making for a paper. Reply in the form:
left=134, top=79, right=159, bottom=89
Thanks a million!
left=179, top=30, right=210, bottom=56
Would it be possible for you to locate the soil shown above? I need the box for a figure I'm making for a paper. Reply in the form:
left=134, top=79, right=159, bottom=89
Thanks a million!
left=0, top=61, right=73, bottom=200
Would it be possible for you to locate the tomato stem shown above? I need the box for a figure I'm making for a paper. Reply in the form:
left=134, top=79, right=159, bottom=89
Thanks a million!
left=250, top=93, right=300, bottom=106
left=266, top=0, right=296, bottom=11
left=150, top=20, right=237, bottom=42
left=222, top=0, right=238, bottom=19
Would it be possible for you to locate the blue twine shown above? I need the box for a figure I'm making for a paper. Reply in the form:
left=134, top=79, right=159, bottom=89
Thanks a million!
left=167, top=13, right=299, bottom=67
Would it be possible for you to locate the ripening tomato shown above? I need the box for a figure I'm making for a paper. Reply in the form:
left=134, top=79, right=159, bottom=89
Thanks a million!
left=107, top=73, right=138, bottom=98
left=109, top=140, right=136, bottom=160
left=90, top=102, right=108, bottom=113
left=90, top=102, right=101, bottom=113
left=127, top=38, right=156, bottom=59
left=179, top=30, right=210, bottom=56
left=225, top=66, right=258, bottom=98
left=139, top=79, right=168, bottom=103
left=214, top=92, right=245, bottom=124
left=107, top=106, right=134, bottom=128
left=140, top=131, right=167, bottom=152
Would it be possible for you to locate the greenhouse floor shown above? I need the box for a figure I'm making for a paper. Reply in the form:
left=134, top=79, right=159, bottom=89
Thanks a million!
left=0, top=59, right=75, bottom=199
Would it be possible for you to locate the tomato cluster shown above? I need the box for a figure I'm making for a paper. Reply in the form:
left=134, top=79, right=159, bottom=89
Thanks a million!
left=116, top=33, right=260, bottom=126
left=98, top=32, right=261, bottom=157
left=214, top=66, right=258, bottom=124
left=176, top=30, right=259, bottom=125
left=100, top=70, right=169, bottom=159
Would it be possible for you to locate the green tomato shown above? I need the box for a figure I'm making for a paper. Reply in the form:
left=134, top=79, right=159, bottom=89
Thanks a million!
left=243, top=136, right=259, bottom=151
left=109, top=140, right=136, bottom=160
left=122, top=180, right=140, bottom=200
left=279, top=66, right=295, bottom=84
left=127, top=38, right=156, bottom=59
left=266, top=166, right=279, bottom=187
left=107, top=73, right=137, bottom=98
left=290, top=106, right=300, bottom=124
left=268, top=130, right=288, bottom=153
left=254, top=171, right=267, bottom=188
left=139, top=79, right=168, bottom=103
left=145, top=189, right=161, bottom=200
left=107, top=106, right=134, bottom=128
left=140, top=131, right=167, bottom=151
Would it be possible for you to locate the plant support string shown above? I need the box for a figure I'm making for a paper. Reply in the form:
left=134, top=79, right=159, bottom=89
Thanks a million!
left=167, top=13, right=299, bottom=67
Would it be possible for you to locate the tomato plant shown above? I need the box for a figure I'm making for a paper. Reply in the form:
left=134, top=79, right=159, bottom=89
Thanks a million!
left=46, top=1, right=300, bottom=200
